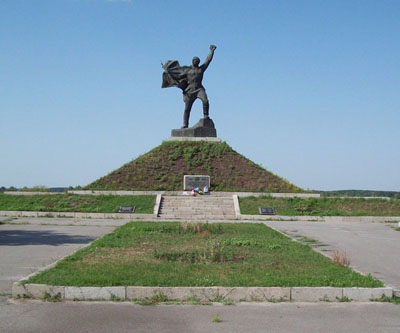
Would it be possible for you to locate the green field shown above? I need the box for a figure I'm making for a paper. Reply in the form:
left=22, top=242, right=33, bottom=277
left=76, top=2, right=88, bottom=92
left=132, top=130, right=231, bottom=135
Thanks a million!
left=0, top=194, right=155, bottom=214
left=240, top=196, right=400, bottom=216
left=27, top=222, right=383, bottom=288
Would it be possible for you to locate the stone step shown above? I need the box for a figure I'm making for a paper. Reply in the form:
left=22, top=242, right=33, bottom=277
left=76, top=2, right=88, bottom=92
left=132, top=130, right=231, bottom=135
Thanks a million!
left=162, top=197, right=233, bottom=202
left=158, top=215, right=237, bottom=220
left=158, top=195, right=236, bottom=220
left=160, top=207, right=235, bottom=211
left=160, top=211, right=234, bottom=216
left=160, top=205, right=234, bottom=210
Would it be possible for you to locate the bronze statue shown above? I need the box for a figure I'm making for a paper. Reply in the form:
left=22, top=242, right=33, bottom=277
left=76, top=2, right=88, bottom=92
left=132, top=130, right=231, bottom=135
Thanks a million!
left=162, top=45, right=217, bottom=128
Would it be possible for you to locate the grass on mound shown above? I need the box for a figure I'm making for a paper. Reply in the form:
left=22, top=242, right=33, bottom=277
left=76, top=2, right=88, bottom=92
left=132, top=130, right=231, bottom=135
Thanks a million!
left=27, top=222, right=383, bottom=288
left=240, top=196, right=400, bottom=216
left=86, top=141, right=303, bottom=192
left=0, top=194, right=155, bottom=214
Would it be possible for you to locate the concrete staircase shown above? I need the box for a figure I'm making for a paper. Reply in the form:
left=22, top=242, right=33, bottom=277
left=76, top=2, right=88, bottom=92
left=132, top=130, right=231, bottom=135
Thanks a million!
left=158, top=195, right=236, bottom=220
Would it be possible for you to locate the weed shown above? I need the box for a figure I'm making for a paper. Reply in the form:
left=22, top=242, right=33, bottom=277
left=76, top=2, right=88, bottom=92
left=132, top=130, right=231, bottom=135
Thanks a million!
left=0, top=292, right=11, bottom=297
left=267, top=297, right=287, bottom=303
left=333, top=251, right=350, bottom=267
left=0, top=217, right=17, bottom=224
left=110, top=294, right=123, bottom=302
left=211, top=295, right=225, bottom=303
left=395, top=227, right=400, bottom=232
left=185, top=296, right=202, bottom=305
left=212, top=314, right=222, bottom=323
left=131, top=298, right=154, bottom=306
left=223, top=299, right=235, bottom=305
left=42, top=292, right=62, bottom=302
left=150, top=292, right=169, bottom=303
left=319, top=295, right=331, bottom=302
left=372, top=295, right=400, bottom=305
left=131, top=293, right=170, bottom=305
left=337, top=296, right=352, bottom=302
left=180, top=222, right=222, bottom=234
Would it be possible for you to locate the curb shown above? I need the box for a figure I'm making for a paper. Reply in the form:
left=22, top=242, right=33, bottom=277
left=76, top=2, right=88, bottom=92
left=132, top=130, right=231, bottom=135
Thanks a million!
left=240, top=214, right=400, bottom=223
left=12, top=283, right=393, bottom=302
left=2, top=210, right=400, bottom=223
left=0, top=211, right=155, bottom=220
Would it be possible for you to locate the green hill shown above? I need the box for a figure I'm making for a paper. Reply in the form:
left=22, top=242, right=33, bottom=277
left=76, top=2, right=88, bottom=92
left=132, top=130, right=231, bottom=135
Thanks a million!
left=86, top=141, right=303, bottom=192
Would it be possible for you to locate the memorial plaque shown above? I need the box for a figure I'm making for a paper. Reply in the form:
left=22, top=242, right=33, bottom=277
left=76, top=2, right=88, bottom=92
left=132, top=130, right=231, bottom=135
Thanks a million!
left=184, top=175, right=210, bottom=190
left=118, top=206, right=135, bottom=213
left=259, top=207, right=275, bottom=215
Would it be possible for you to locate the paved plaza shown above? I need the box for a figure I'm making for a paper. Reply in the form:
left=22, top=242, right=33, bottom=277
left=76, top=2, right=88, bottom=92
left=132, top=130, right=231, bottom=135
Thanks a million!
left=0, top=217, right=399, bottom=332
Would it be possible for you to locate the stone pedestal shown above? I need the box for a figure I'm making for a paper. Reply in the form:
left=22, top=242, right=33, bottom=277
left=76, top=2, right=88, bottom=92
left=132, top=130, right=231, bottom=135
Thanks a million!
left=171, top=117, right=217, bottom=138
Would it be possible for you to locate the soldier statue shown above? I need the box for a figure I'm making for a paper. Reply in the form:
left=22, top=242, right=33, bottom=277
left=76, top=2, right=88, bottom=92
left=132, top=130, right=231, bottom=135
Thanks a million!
left=162, top=45, right=217, bottom=128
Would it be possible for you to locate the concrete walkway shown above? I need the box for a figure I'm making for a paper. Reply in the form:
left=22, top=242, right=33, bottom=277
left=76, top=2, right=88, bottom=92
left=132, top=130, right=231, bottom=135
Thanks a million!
left=0, top=224, right=115, bottom=294
left=264, top=221, right=400, bottom=292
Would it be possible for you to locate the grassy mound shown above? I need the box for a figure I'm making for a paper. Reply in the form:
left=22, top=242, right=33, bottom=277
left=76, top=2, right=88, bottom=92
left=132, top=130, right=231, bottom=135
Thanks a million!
left=86, top=141, right=302, bottom=192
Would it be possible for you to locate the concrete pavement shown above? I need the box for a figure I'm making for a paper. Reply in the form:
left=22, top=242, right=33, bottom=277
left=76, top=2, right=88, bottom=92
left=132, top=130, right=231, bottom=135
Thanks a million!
left=0, top=223, right=116, bottom=293
left=1, top=297, right=400, bottom=333
left=264, top=221, right=400, bottom=291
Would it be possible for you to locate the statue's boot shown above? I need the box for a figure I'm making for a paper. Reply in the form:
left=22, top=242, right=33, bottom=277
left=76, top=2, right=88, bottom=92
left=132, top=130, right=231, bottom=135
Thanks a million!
left=182, top=111, right=189, bottom=128
left=203, top=103, right=209, bottom=119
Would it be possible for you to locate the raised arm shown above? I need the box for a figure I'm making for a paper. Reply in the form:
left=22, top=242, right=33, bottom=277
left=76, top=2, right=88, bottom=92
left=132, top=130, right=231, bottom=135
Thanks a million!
left=201, top=45, right=217, bottom=71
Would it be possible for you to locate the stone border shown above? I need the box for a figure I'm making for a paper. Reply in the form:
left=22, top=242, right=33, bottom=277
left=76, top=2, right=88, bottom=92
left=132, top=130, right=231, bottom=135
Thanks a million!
left=12, top=283, right=392, bottom=302
left=1, top=209, right=399, bottom=223
left=4, top=191, right=320, bottom=198
left=0, top=210, right=154, bottom=220
left=154, top=194, right=162, bottom=217
left=232, top=194, right=241, bottom=218
left=240, top=214, right=400, bottom=223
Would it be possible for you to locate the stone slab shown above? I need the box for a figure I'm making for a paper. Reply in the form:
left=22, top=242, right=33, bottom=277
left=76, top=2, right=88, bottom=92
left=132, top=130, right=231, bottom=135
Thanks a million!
left=343, top=287, right=393, bottom=301
left=65, top=287, right=126, bottom=300
left=226, top=287, right=290, bottom=302
left=12, top=283, right=64, bottom=300
left=154, top=194, right=162, bottom=216
left=85, top=213, right=106, bottom=219
left=74, top=212, right=88, bottom=218
left=232, top=195, right=241, bottom=218
left=20, top=211, right=38, bottom=217
left=126, top=287, right=290, bottom=302
left=0, top=211, right=22, bottom=216
left=291, top=287, right=343, bottom=302
left=184, top=175, right=210, bottom=190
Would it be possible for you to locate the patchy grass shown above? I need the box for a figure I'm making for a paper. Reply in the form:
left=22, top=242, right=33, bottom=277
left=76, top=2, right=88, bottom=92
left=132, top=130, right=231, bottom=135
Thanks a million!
left=372, top=295, right=400, bottom=305
left=27, top=222, right=383, bottom=288
left=0, top=193, right=155, bottom=214
left=240, top=196, right=400, bottom=216
left=212, top=314, right=222, bottom=323
left=86, top=141, right=302, bottom=192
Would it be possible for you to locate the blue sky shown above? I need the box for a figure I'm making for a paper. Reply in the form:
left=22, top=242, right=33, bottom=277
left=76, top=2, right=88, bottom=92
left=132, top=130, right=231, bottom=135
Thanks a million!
left=1, top=0, right=399, bottom=191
